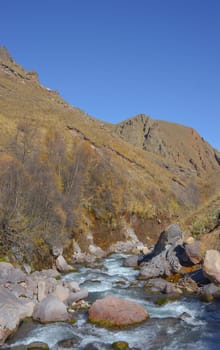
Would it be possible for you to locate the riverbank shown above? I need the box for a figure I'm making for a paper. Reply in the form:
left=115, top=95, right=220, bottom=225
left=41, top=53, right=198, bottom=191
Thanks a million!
left=1, top=224, right=220, bottom=349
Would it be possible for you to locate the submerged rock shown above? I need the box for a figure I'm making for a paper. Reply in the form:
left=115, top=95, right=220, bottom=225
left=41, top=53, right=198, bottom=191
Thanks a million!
left=56, top=336, right=80, bottom=348
left=200, top=283, right=220, bottom=302
left=112, top=341, right=129, bottom=350
left=27, top=341, right=49, bottom=349
left=89, top=295, right=148, bottom=327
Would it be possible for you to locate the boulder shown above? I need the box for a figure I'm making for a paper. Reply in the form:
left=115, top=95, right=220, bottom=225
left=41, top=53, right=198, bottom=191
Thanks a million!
left=72, top=252, right=95, bottom=264
left=23, top=263, right=32, bottom=274
left=153, top=224, right=183, bottom=256
left=138, top=224, right=185, bottom=279
left=108, top=241, right=138, bottom=254
left=33, top=295, right=69, bottom=323
left=123, top=255, right=139, bottom=267
left=203, top=250, right=220, bottom=284
left=88, top=295, right=148, bottom=326
left=139, top=249, right=181, bottom=280
left=145, top=278, right=181, bottom=295
left=145, top=278, right=169, bottom=292
left=0, top=261, right=13, bottom=277
left=0, top=262, right=26, bottom=283
left=37, top=279, right=48, bottom=302
left=56, top=255, right=74, bottom=273
left=138, top=224, right=183, bottom=264
left=112, top=341, right=129, bottom=350
left=27, top=341, right=49, bottom=350
left=65, top=281, right=80, bottom=293
left=163, top=282, right=182, bottom=295
left=177, top=275, right=200, bottom=294
left=68, top=287, right=88, bottom=304
left=185, top=240, right=202, bottom=265
left=88, top=244, right=106, bottom=259
left=31, top=269, right=60, bottom=280
left=52, top=246, right=63, bottom=257
left=52, top=284, right=71, bottom=303
left=201, top=283, right=220, bottom=301
left=0, top=287, right=34, bottom=345
left=56, top=336, right=80, bottom=349
left=135, top=244, right=149, bottom=255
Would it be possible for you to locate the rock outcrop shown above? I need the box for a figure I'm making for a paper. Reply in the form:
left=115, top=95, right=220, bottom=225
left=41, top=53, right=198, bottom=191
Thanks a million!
left=88, top=295, right=148, bottom=327
left=138, top=224, right=183, bottom=279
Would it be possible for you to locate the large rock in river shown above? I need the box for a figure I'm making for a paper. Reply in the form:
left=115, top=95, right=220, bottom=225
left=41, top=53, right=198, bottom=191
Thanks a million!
left=185, top=240, right=202, bottom=265
left=203, top=250, right=220, bottom=284
left=33, top=295, right=69, bottom=323
left=0, top=287, right=34, bottom=345
left=138, top=224, right=184, bottom=279
left=88, top=295, right=148, bottom=326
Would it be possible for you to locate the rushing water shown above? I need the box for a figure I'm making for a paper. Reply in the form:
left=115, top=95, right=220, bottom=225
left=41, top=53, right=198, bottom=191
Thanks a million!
left=3, top=254, right=220, bottom=350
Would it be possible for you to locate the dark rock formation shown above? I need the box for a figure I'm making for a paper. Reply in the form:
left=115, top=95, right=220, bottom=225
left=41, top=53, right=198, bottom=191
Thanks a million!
left=138, top=224, right=184, bottom=279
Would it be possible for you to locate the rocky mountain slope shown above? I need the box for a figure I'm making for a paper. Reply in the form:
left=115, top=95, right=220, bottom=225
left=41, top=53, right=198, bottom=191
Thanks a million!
left=0, top=46, right=219, bottom=268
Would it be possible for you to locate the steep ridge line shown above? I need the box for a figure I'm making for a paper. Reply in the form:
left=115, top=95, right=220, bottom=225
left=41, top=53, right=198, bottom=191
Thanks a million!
left=67, top=125, right=147, bottom=171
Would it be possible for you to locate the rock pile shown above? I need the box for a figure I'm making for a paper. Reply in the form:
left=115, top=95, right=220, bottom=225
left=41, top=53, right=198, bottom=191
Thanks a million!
left=135, top=224, right=220, bottom=300
left=0, top=261, right=87, bottom=345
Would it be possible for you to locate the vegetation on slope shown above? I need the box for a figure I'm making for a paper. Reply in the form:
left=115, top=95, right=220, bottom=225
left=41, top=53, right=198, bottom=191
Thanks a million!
left=0, top=47, right=220, bottom=268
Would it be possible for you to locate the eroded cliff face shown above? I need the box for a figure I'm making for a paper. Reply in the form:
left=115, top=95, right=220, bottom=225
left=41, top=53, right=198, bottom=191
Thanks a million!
left=114, top=114, right=220, bottom=176
left=0, top=47, right=219, bottom=268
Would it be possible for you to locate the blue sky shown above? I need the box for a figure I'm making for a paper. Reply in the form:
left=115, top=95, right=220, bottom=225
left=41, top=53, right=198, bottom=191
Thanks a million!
left=1, top=0, right=220, bottom=150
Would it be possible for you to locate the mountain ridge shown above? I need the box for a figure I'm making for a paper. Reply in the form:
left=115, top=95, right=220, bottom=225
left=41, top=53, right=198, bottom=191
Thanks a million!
left=0, top=47, right=219, bottom=268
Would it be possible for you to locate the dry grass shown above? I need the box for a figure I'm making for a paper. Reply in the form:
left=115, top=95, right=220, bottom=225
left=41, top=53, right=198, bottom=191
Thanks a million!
left=0, top=50, right=220, bottom=266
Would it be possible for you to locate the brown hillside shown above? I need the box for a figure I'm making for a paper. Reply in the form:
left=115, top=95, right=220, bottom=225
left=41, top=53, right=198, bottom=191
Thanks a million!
left=114, top=114, right=220, bottom=177
left=0, top=47, right=219, bottom=268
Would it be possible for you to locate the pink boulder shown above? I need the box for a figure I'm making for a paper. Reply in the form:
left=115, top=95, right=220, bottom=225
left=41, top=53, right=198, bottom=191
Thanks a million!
left=88, top=295, right=148, bottom=327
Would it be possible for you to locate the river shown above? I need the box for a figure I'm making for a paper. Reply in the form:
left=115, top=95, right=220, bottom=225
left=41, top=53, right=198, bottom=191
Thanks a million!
left=3, top=254, right=220, bottom=349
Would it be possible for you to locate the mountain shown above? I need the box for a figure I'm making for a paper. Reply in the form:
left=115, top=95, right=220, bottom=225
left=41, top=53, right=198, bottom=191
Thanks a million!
left=0, top=46, right=219, bottom=268
left=114, top=114, right=220, bottom=175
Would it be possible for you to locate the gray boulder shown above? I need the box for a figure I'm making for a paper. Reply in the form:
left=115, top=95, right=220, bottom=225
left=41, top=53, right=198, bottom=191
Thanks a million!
left=139, top=246, right=181, bottom=279
left=185, top=240, right=202, bottom=265
left=0, top=262, right=26, bottom=283
left=52, top=284, right=71, bottom=304
left=52, top=245, right=63, bottom=257
left=201, top=283, right=220, bottom=300
left=33, top=295, right=69, bottom=323
left=153, top=224, right=183, bottom=256
left=67, top=287, right=88, bottom=304
left=145, top=278, right=181, bottom=295
left=56, top=255, right=74, bottom=273
left=138, top=224, right=183, bottom=279
left=203, top=250, right=220, bottom=284
left=123, top=255, right=139, bottom=267
left=65, top=281, right=80, bottom=293
left=0, top=287, right=34, bottom=345
left=88, top=244, right=106, bottom=259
